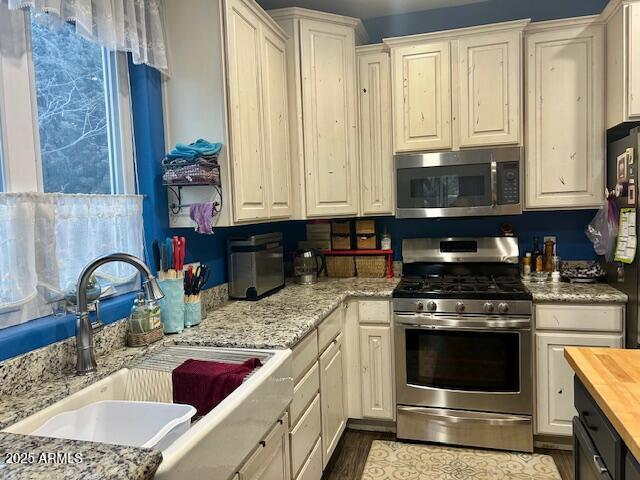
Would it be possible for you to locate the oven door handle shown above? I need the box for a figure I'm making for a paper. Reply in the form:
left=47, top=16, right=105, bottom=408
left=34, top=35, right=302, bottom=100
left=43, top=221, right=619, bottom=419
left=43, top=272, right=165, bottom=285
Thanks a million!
left=394, top=313, right=530, bottom=330
left=399, top=406, right=532, bottom=426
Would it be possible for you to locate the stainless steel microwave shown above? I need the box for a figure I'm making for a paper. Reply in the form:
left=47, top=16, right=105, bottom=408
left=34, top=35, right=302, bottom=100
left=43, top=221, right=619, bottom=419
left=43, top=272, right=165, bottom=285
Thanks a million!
left=395, top=147, right=523, bottom=218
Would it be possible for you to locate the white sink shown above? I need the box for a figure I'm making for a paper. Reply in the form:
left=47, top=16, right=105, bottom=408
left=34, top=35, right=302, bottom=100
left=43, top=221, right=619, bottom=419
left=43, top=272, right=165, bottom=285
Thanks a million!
left=5, top=346, right=293, bottom=480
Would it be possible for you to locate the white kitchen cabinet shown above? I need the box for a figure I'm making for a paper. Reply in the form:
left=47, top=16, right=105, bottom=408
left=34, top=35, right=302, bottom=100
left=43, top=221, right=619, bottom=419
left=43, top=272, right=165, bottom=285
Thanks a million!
left=261, top=24, right=293, bottom=219
left=456, top=31, right=521, bottom=147
left=163, top=0, right=292, bottom=226
left=225, top=0, right=269, bottom=221
left=300, top=19, right=359, bottom=217
left=535, top=332, right=622, bottom=436
left=604, top=0, right=640, bottom=128
left=319, top=332, right=347, bottom=468
left=525, top=19, right=605, bottom=209
left=357, top=45, right=394, bottom=215
left=391, top=41, right=452, bottom=152
left=270, top=8, right=367, bottom=219
left=359, top=325, right=394, bottom=420
left=238, top=413, right=291, bottom=480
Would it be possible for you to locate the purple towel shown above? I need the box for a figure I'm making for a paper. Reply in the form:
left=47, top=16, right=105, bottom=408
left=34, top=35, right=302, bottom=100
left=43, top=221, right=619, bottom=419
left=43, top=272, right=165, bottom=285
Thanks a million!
left=189, top=203, right=214, bottom=234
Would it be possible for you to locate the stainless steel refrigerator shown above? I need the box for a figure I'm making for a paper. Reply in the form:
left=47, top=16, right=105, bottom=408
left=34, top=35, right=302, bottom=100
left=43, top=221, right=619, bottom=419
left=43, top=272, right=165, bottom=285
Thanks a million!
left=606, top=125, right=640, bottom=348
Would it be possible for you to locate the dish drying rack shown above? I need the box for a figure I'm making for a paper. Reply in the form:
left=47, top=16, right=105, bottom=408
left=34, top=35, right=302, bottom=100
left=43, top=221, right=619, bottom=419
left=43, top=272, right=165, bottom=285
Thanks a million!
left=121, top=346, right=271, bottom=405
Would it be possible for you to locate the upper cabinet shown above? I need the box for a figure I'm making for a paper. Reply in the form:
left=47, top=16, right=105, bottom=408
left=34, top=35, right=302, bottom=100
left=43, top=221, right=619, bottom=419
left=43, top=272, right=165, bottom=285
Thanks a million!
left=357, top=45, right=395, bottom=215
left=384, top=20, right=526, bottom=153
left=604, top=0, right=640, bottom=128
left=457, top=31, right=521, bottom=147
left=162, top=0, right=292, bottom=226
left=524, top=19, right=605, bottom=209
left=391, top=41, right=452, bottom=152
left=269, top=8, right=367, bottom=219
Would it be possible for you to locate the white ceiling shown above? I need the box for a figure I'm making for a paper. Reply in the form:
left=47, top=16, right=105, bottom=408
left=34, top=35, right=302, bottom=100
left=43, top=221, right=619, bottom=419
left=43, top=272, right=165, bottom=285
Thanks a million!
left=257, top=0, right=489, bottom=20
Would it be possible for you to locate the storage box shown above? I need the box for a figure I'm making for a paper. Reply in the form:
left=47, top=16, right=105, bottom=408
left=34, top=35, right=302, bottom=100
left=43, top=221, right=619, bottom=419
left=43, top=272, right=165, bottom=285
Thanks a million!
left=355, top=219, right=376, bottom=235
left=331, top=220, right=352, bottom=235
left=306, top=222, right=331, bottom=240
left=327, top=256, right=355, bottom=277
left=356, top=233, right=377, bottom=249
left=332, top=234, right=352, bottom=250
left=298, top=240, right=332, bottom=250
left=355, top=256, right=387, bottom=278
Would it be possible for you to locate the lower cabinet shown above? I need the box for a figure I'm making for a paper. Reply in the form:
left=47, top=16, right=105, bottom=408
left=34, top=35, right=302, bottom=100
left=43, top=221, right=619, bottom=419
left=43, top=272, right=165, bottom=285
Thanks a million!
left=319, top=332, right=347, bottom=467
left=238, top=413, right=291, bottom=480
left=536, top=331, right=623, bottom=436
left=360, top=325, right=394, bottom=420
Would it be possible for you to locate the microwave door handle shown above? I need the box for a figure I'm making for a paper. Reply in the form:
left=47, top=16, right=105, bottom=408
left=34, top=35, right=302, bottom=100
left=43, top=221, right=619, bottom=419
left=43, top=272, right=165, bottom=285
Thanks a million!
left=490, top=160, right=498, bottom=207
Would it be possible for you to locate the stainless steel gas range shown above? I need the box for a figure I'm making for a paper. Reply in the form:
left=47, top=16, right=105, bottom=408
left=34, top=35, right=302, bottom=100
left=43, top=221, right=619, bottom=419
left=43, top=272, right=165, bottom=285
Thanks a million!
left=393, top=237, right=533, bottom=452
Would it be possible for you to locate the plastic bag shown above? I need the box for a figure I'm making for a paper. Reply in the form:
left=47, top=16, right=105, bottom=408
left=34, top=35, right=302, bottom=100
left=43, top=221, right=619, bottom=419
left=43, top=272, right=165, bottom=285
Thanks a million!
left=585, top=198, right=619, bottom=262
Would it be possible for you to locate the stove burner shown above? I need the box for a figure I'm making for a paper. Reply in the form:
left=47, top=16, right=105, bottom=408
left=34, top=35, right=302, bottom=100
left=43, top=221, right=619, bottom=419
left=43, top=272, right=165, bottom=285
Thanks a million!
left=396, top=273, right=528, bottom=297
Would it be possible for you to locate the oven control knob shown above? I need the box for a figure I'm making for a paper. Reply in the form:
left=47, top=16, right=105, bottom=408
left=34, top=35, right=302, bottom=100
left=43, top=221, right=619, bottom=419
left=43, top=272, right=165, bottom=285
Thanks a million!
left=416, top=302, right=424, bottom=312
left=426, top=301, right=437, bottom=312
left=498, top=302, right=509, bottom=314
left=483, top=302, right=495, bottom=313
left=455, top=302, right=466, bottom=314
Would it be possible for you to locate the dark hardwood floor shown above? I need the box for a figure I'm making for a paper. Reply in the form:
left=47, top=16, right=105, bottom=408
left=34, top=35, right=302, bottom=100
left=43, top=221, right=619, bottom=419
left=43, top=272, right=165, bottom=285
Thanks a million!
left=322, top=429, right=574, bottom=480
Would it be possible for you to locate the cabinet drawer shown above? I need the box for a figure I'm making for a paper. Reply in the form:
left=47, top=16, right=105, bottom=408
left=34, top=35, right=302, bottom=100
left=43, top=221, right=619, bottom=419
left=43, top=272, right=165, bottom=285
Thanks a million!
left=290, top=394, right=321, bottom=476
left=291, top=362, right=320, bottom=426
left=318, top=306, right=343, bottom=353
left=358, top=300, right=391, bottom=324
left=295, top=438, right=322, bottom=480
left=292, top=330, right=319, bottom=382
left=536, top=304, right=623, bottom=332
left=574, top=377, right=623, bottom=479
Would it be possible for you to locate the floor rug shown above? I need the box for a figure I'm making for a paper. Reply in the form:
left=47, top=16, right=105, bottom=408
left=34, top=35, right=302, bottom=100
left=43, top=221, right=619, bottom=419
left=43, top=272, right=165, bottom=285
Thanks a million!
left=362, top=440, right=562, bottom=479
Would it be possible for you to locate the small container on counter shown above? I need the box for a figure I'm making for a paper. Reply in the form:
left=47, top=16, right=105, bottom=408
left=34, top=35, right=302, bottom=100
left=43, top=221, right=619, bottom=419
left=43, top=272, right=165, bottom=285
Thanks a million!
left=522, top=253, right=531, bottom=277
left=159, top=277, right=185, bottom=334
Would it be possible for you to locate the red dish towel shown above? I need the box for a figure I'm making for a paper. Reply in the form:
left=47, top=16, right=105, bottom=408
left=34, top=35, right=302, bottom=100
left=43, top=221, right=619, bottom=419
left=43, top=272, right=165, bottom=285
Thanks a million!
left=172, top=358, right=262, bottom=416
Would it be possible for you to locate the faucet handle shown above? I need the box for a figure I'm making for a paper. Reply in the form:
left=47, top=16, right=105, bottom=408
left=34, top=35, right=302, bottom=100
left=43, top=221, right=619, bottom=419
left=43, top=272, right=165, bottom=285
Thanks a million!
left=89, top=299, right=104, bottom=332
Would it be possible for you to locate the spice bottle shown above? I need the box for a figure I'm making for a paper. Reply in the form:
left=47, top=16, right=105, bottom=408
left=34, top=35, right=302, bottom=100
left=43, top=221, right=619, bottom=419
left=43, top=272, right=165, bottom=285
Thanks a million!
left=522, top=253, right=531, bottom=276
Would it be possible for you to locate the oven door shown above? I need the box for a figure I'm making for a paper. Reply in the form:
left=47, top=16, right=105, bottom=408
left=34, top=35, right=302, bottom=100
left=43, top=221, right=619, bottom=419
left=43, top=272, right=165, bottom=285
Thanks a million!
left=395, top=313, right=532, bottom=415
left=395, top=149, right=522, bottom=218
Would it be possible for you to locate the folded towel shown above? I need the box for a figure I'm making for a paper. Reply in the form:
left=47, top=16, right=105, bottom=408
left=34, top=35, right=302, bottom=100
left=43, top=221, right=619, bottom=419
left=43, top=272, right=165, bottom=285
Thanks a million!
left=166, top=139, right=222, bottom=161
left=172, top=358, right=262, bottom=416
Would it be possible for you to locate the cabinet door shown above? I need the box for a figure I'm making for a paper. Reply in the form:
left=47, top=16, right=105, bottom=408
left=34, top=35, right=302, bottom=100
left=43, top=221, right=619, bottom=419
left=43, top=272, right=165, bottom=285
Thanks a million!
left=319, top=333, right=346, bottom=468
left=457, top=31, right=521, bottom=147
left=535, top=332, right=622, bottom=436
left=300, top=19, right=359, bottom=217
left=391, top=41, right=452, bottom=152
left=525, top=24, right=605, bottom=209
left=238, top=414, right=291, bottom=480
left=225, top=0, right=269, bottom=221
left=357, top=50, right=394, bottom=215
left=629, top=3, right=640, bottom=118
left=359, top=325, right=393, bottom=420
left=261, top=26, right=292, bottom=219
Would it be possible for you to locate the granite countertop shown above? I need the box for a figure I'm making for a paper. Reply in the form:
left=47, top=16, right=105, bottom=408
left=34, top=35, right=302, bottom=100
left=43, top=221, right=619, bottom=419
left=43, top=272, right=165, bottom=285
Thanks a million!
left=0, top=433, right=162, bottom=480
left=0, top=277, right=397, bottom=480
left=524, top=280, right=628, bottom=303
left=174, top=277, right=398, bottom=350
left=565, top=347, right=640, bottom=461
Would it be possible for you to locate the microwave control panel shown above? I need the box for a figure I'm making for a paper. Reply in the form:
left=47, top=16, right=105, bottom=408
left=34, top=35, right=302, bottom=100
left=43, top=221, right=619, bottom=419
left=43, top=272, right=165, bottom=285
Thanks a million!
left=498, top=162, right=520, bottom=205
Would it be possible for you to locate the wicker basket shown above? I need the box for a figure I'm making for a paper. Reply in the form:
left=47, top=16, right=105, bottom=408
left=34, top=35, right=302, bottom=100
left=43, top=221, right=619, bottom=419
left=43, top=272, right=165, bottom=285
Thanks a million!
left=327, top=256, right=356, bottom=277
left=162, top=159, right=220, bottom=186
left=355, top=256, right=387, bottom=278
left=127, top=326, right=164, bottom=347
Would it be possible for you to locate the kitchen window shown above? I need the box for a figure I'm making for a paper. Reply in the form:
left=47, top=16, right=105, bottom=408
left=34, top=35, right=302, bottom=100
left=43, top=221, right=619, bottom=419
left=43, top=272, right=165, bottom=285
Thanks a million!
left=0, top=7, right=135, bottom=194
left=0, top=6, right=142, bottom=331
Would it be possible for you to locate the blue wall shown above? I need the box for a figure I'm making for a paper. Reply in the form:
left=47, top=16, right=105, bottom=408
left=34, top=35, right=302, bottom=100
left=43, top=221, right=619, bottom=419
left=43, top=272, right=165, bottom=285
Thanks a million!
left=374, top=210, right=598, bottom=261
left=364, top=0, right=609, bottom=42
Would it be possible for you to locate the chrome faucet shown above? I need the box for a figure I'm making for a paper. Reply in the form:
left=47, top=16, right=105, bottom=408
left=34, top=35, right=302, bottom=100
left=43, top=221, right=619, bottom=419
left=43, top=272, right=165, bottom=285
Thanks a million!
left=75, top=253, right=164, bottom=375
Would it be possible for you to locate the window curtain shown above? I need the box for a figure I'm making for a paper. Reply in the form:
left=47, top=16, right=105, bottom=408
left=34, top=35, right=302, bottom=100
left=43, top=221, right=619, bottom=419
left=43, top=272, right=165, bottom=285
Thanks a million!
left=3, top=0, right=168, bottom=74
left=0, top=193, right=144, bottom=330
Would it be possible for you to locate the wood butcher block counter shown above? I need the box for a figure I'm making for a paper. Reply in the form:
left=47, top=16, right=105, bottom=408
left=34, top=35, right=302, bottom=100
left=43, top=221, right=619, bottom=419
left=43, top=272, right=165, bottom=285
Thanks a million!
left=565, top=347, right=640, bottom=462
